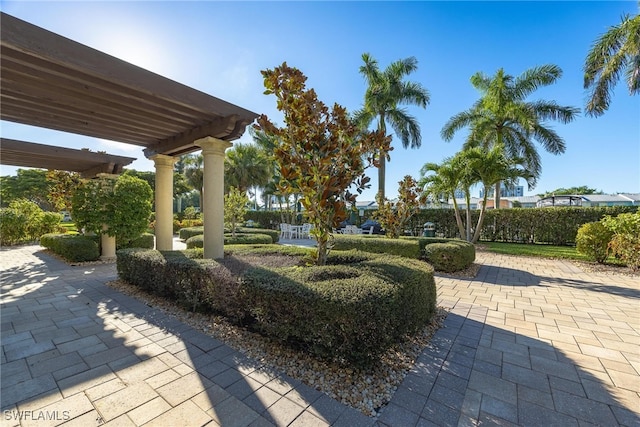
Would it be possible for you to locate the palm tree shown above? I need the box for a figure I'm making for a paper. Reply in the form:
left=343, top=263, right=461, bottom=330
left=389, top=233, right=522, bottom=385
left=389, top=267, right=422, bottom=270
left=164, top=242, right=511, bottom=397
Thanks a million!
left=584, top=10, right=640, bottom=117
left=465, top=146, right=532, bottom=243
left=354, top=53, right=430, bottom=200
left=419, top=157, right=467, bottom=240
left=224, top=143, right=270, bottom=209
left=182, top=153, right=204, bottom=209
left=441, top=65, right=579, bottom=208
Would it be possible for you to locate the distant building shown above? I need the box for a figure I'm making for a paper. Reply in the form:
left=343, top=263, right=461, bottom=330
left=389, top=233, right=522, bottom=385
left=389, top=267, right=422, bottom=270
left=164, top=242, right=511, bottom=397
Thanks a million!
left=479, top=185, right=524, bottom=198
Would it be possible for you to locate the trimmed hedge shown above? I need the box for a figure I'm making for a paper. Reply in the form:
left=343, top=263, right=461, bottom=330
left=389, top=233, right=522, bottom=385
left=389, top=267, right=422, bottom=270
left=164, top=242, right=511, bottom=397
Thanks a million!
left=40, top=233, right=100, bottom=262
left=331, top=235, right=421, bottom=259
left=116, top=247, right=436, bottom=368
left=186, top=233, right=273, bottom=249
left=179, top=226, right=204, bottom=240
left=332, top=235, right=475, bottom=272
left=244, top=252, right=435, bottom=367
left=118, top=233, right=155, bottom=250
left=422, top=241, right=476, bottom=273
left=179, top=227, right=279, bottom=243
left=405, top=206, right=637, bottom=245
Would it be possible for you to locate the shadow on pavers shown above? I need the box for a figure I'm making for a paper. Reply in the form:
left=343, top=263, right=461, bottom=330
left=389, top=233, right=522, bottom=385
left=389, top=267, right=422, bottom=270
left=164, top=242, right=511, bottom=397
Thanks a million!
left=377, top=311, right=639, bottom=426
left=1, top=245, right=370, bottom=426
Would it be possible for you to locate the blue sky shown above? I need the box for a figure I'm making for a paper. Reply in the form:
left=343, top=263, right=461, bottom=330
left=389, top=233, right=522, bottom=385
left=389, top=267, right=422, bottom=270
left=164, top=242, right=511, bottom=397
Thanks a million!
left=1, top=1, right=638, bottom=200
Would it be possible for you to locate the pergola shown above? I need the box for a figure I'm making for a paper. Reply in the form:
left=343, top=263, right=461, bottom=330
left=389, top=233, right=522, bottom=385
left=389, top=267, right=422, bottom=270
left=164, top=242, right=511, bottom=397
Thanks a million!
left=0, top=12, right=258, bottom=258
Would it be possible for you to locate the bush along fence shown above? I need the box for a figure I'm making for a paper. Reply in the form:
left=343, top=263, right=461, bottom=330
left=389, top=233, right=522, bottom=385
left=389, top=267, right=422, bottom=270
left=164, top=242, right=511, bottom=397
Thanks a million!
left=232, top=206, right=637, bottom=246
left=406, top=206, right=638, bottom=245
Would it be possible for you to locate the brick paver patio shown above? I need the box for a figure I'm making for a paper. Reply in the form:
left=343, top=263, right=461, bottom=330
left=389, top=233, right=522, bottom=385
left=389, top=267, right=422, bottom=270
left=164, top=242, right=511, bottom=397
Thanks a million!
left=1, top=244, right=638, bottom=426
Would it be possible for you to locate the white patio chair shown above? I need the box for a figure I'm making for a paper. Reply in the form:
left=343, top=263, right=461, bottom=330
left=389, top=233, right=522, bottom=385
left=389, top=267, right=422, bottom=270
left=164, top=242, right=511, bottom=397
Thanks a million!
left=301, top=223, right=312, bottom=239
left=279, top=223, right=291, bottom=239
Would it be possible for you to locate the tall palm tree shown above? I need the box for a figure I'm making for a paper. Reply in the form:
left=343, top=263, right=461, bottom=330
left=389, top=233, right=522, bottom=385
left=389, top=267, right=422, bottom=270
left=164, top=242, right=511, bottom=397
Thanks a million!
left=441, top=65, right=579, bottom=208
left=354, top=53, right=430, bottom=200
left=225, top=143, right=270, bottom=209
left=584, top=9, right=640, bottom=117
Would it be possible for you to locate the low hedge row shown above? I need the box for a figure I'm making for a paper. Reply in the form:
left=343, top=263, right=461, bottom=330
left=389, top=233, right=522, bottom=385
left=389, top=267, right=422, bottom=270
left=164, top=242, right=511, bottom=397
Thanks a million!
left=40, top=232, right=155, bottom=262
left=179, top=227, right=279, bottom=243
left=119, top=233, right=155, bottom=250
left=332, top=235, right=475, bottom=271
left=332, top=235, right=421, bottom=259
left=186, top=233, right=273, bottom=249
left=116, top=247, right=436, bottom=367
left=40, top=233, right=100, bottom=262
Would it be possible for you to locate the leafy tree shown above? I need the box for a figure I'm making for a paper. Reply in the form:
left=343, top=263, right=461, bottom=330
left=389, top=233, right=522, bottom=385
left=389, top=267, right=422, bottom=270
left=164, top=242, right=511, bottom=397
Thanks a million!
left=224, top=187, right=249, bottom=238
left=374, top=175, right=422, bottom=239
left=441, top=65, right=579, bottom=208
left=0, top=169, right=51, bottom=209
left=255, top=62, right=389, bottom=265
left=0, top=199, right=61, bottom=245
left=72, top=175, right=152, bottom=246
left=225, top=143, right=270, bottom=209
left=354, top=53, right=430, bottom=199
left=540, top=186, right=603, bottom=197
left=46, top=170, right=81, bottom=212
left=584, top=9, right=640, bottom=116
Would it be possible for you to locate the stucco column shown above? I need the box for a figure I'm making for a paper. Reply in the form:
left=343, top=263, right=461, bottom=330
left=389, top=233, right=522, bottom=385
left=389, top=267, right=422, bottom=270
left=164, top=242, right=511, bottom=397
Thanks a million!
left=195, top=137, right=232, bottom=259
left=100, top=224, right=116, bottom=260
left=151, top=154, right=177, bottom=250
left=95, top=173, right=117, bottom=260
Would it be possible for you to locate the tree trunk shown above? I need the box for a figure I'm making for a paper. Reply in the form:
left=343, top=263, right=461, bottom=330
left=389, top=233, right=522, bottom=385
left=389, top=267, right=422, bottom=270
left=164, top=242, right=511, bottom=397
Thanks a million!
left=494, top=181, right=501, bottom=210
left=472, top=190, right=490, bottom=243
left=316, top=234, right=328, bottom=265
left=451, top=197, right=466, bottom=240
left=378, top=153, right=386, bottom=200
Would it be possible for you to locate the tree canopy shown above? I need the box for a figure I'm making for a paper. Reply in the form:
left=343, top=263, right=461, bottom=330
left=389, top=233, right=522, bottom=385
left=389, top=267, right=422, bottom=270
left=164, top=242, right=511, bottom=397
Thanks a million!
left=255, top=62, right=389, bottom=265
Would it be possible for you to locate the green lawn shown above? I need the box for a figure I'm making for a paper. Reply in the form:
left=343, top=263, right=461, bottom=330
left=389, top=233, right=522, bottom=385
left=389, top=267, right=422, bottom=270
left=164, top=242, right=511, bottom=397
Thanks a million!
left=60, top=222, right=78, bottom=233
left=480, top=241, right=625, bottom=265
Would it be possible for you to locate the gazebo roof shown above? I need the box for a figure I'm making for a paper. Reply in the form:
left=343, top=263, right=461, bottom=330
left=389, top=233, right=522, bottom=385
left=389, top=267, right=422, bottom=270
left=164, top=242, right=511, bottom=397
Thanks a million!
left=0, top=12, right=258, bottom=172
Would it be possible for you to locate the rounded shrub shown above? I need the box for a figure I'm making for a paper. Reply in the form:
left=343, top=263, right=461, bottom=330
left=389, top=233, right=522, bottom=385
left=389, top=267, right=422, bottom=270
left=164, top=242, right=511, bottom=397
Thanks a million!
left=422, top=239, right=476, bottom=272
left=186, top=235, right=204, bottom=249
left=179, top=226, right=204, bottom=240
left=576, top=222, right=613, bottom=263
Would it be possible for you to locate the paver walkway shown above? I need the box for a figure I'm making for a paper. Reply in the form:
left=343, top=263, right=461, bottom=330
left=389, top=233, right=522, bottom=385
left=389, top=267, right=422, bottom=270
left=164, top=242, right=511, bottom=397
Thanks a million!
left=1, top=245, right=638, bottom=426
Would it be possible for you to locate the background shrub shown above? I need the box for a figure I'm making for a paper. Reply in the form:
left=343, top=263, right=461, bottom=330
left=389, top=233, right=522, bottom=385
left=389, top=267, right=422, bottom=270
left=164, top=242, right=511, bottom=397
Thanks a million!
left=0, top=200, right=62, bottom=245
left=602, top=212, right=640, bottom=270
left=118, top=233, right=155, bottom=250
left=180, top=226, right=279, bottom=243
left=332, top=235, right=421, bottom=259
left=422, top=240, right=476, bottom=272
left=575, top=222, right=613, bottom=263
left=186, top=233, right=273, bottom=248
left=40, top=233, right=100, bottom=262
left=179, top=226, right=204, bottom=240
left=406, top=206, right=637, bottom=245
